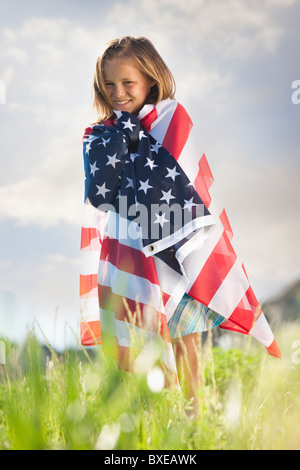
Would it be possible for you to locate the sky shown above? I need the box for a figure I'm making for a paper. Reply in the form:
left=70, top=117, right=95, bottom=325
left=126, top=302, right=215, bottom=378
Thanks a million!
left=0, top=0, right=299, bottom=350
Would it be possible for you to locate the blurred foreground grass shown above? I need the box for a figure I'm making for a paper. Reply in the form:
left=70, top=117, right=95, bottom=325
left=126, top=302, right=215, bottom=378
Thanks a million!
left=0, top=323, right=300, bottom=450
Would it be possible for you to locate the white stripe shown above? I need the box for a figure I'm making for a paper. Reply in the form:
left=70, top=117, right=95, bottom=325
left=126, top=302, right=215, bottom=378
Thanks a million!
left=143, top=214, right=215, bottom=258
left=208, top=262, right=250, bottom=319
left=98, top=259, right=165, bottom=313
left=164, top=275, right=190, bottom=321
left=249, top=313, right=274, bottom=348
left=177, top=127, right=201, bottom=183
left=80, top=297, right=100, bottom=322
left=148, top=99, right=177, bottom=144
left=183, top=223, right=223, bottom=290
left=175, top=219, right=216, bottom=264
left=138, top=104, right=154, bottom=119
left=153, top=256, right=188, bottom=319
left=154, top=256, right=182, bottom=296
left=80, top=250, right=100, bottom=275
left=82, top=201, right=108, bottom=229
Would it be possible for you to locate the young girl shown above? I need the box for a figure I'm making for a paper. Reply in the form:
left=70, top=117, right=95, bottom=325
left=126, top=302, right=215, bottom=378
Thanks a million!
left=80, top=36, right=281, bottom=417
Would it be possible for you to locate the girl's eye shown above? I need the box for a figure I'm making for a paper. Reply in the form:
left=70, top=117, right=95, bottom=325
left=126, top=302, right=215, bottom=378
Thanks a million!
left=124, top=81, right=133, bottom=85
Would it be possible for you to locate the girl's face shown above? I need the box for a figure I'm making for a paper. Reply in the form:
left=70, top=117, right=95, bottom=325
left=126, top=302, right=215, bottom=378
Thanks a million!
left=103, top=58, right=155, bottom=116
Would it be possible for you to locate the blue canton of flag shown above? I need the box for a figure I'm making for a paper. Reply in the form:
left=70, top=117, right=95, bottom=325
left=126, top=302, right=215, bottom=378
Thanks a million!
left=83, top=112, right=210, bottom=255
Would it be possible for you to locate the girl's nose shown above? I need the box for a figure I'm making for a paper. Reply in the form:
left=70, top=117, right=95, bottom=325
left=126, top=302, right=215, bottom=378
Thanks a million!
left=114, top=85, right=126, bottom=98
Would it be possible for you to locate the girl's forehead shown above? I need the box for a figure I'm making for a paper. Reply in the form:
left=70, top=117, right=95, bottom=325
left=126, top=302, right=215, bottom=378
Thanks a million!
left=103, top=57, right=142, bottom=77
left=104, top=56, right=136, bottom=69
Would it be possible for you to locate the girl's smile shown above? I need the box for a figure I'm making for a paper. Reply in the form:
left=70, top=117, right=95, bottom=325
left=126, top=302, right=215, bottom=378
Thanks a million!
left=103, top=58, right=155, bottom=116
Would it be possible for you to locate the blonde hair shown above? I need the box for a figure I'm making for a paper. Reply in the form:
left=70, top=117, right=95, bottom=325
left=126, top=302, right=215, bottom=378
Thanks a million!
left=92, top=36, right=176, bottom=123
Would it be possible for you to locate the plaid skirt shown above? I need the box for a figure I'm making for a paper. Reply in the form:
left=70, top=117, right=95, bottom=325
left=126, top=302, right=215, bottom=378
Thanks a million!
left=168, top=293, right=226, bottom=340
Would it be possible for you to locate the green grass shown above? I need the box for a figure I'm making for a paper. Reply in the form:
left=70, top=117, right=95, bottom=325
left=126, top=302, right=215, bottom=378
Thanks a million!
left=0, top=323, right=300, bottom=450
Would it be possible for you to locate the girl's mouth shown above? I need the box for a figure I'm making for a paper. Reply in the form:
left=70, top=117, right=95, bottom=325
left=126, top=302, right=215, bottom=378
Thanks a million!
left=115, top=100, right=131, bottom=106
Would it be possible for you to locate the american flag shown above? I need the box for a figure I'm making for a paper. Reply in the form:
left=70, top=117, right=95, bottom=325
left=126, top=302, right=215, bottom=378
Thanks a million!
left=80, top=99, right=281, bottom=376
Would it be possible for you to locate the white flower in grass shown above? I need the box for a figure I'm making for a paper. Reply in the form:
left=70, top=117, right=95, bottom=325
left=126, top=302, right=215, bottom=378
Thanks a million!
left=95, top=422, right=121, bottom=450
left=147, top=366, right=165, bottom=393
left=224, top=380, right=242, bottom=429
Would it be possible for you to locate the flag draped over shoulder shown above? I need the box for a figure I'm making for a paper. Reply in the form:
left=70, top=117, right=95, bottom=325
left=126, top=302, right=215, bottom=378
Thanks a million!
left=80, top=99, right=281, bottom=377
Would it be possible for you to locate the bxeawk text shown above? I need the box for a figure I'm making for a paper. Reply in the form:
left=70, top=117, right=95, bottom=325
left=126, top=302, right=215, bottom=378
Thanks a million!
left=103, top=453, right=197, bottom=467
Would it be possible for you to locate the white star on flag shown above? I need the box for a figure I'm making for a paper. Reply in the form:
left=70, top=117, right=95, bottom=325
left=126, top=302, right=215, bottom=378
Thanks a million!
left=139, top=130, right=147, bottom=140
left=106, top=153, right=120, bottom=168
left=85, top=134, right=98, bottom=142
left=86, top=142, right=92, bottom=154
left=145, top=157, right=158, bottom=170
left=160, top=189, right=175, bottom=204
left=138, top=178, right=153, bottom=195
left=96, top=182, right=110, bottom=198
left=122, top=118, right=136, bottom=132
left=98, top=137, right=111, bottom=147
left=184, top=197, right=197, bottom=211
left=151, top=142, right=162, bottom=154
left=166, top=166, right=180, bottom=181
left=154, top=212, right=169, bottom=228
left=90, top=161, right=99, bottom=176
left=125, top=177, right=134, bottom=189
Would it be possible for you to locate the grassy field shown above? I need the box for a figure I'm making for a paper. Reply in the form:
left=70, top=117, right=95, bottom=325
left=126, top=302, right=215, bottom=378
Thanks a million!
left=0, top=323, right=300, bottom=450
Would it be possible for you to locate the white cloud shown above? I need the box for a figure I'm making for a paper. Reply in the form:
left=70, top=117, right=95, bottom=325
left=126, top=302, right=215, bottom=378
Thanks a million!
left=0, top=174, right=83, bottom=227
left=18, top=17, right=69, bottom=40
left=3, top=46, right=27, bottom=64
left=106, top=0, right=284, bottom=59
left=0, top=17, right=100, bottom=226
left=0, top=123, right=86, bottom=227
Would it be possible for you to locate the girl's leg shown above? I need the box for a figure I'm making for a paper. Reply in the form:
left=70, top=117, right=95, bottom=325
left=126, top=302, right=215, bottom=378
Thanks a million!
left=117, top=345, right=130, bottom=371
left=172, top=332, right=202, bottom=417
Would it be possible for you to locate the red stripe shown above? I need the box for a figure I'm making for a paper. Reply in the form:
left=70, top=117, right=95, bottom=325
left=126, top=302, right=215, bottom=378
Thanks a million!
left=220, top=285, right=261, bottom=334
left=161, top=290, right=171, bottom=308
left=80, top=274, right=98, bottom=297
left=82, top=126, right=93, bottom=143
left=81, top=227, right=101, bottom=250
left=188, top=230, right=237, bottom=306
left=103, top=119, right=116, bottom=127
left=267, top=338, right=282, bottom=359
left=194, top=153, right=214, bottom=208
left=98, top=284, right=171, bottom=342
left=100, top=236, right=160, bottom=287
left=218, top=319, right=249, bottom=335
left=241, top=263, right=249, bottom=281
left=140, top=107, right=158, bottom=132
left=219, top=209, right=233, bottom=241
left=162, top=103, right=193, bottom=160
left=80, top=320, right=101, bottom=346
